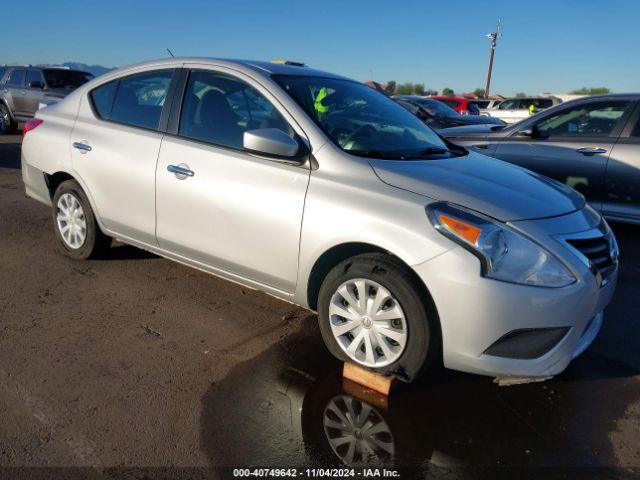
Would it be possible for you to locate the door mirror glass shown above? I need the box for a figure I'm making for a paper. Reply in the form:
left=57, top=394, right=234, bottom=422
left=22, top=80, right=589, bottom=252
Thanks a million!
left=516, top=128, right=534, bottom=137
left=243, top=128, right=303, bottom=159
left=28, top=80, right=44, bottom=89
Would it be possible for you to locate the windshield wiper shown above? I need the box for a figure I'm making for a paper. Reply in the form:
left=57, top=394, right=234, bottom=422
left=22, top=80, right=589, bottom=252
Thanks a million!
left=347, top=150, right=406, bottom=160
left=412, top=147, right=449, bottom=156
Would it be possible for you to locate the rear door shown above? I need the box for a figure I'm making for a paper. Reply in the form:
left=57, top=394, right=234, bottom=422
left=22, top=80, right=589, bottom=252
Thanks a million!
left=155, top=65, right=311, bottom=293
left=492, top=99, right=633, bottom=212
left=6, top=68, right=27, bottom=117
left=70, top=67, right=177, bottom=245
left=603, top=101, right=640, bottom=220
left=24, top=69, right=46, bottom=117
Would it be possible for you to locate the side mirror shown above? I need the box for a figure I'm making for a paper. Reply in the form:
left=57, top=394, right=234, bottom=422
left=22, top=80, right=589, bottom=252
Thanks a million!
left=516, top=128, right=534, bottom=137
left=243, top=128, right=305, bottom=161
left=28, top=81, right=44, bottom=89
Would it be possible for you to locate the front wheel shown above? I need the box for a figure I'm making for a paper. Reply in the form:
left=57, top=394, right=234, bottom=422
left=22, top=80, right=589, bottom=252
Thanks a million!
left=52, top=180, right=111, bottom=259
left=317, top=253, right=439, bottom=382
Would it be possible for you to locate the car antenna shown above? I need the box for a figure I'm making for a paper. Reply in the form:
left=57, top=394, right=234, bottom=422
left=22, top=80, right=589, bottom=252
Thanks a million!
left=166, top=48, right=175, bottom=58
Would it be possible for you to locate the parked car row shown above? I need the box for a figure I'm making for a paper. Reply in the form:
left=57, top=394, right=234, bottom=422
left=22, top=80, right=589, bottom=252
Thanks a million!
left=0, top=64, right=93, bottom=133
left=21, top=58, right=619, bottom=384
left=441, top=94, right=640, bottom=224
left=394, top=95, right=505, bottom=129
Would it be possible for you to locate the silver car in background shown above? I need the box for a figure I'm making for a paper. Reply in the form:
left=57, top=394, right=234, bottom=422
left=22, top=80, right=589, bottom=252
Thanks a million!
left=21, top=58, right=618, bottom=382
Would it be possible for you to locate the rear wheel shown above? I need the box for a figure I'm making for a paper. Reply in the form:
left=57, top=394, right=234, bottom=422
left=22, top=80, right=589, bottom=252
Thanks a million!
left=0, top=103, right=17, bottom=133
left=317, top=253, right=439, bottom=382
left=52, top=180, right=111, bottom=259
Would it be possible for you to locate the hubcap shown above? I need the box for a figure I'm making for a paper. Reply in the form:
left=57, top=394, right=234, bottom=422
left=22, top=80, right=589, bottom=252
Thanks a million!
left=323, top=395, right=394, bottom=466
left=56, top=193, right=87, bottom=249
left=329, top=278, right=407, bottom=368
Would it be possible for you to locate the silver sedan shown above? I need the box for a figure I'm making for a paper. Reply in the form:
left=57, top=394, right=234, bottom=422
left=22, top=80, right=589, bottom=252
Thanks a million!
left=21, top=58, right=618, bottom=382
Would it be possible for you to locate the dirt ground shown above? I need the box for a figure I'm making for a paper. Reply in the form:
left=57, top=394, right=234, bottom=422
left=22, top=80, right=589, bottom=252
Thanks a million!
left=1, top=134, right=639, bottom=479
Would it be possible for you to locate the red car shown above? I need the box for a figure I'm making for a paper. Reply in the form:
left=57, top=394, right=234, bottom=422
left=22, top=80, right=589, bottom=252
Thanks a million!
left=429, top=96, right=480, bottom=115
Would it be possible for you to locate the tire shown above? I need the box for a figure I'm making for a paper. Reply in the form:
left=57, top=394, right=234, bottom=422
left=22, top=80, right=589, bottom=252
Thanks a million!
left=317, top=253, right=440, bottom=382
left=52, top=180, right=111, bottom=259
left=0, top=103, right=17, bottom=134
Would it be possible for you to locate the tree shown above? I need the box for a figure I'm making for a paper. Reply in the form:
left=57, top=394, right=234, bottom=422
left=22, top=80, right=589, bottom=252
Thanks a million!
left=569, top=87, right=611, bottom=95
left=384, top=80, right=396, bottom=95
left=395, top=82, right=426, bottom=95
left=473, top=87, right=486, bottom=98
left=442, top=87, right=454, bottom=96
left=515, top=92, right=527, bottom=98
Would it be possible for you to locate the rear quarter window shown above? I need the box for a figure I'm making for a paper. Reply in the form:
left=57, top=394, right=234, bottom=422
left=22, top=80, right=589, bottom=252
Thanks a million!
left=90, top=81, right=118, bottom=119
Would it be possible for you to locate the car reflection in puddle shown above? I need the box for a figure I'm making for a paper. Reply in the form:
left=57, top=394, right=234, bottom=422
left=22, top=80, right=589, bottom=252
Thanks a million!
left=200, top=317, right=640, bottom=475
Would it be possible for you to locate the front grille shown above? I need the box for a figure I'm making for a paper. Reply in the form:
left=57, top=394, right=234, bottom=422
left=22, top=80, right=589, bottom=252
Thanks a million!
left=566, top=234, right=616, bottom=284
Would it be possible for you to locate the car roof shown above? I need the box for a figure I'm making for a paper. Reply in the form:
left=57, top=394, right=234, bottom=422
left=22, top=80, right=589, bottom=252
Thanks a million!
left=108, top=57, right=352, bottom=82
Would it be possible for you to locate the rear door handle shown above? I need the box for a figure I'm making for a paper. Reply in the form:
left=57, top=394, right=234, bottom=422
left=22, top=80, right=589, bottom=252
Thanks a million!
left=20, top=90, right=27, bottom=95
left=167, top=164, right=194, bottom=179
left=576, top=147, right=607, bottom=155
left=72, top=141, right=92, bottom=153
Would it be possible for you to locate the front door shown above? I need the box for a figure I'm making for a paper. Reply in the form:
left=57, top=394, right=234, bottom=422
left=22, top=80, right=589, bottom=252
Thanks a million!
left=24, top=69, right=46, bottom=117
left=603, top=102, right=640, bottom=220
left=155, top=67, right=310, bottom=293
left=493, top=100, right=633, bottom=212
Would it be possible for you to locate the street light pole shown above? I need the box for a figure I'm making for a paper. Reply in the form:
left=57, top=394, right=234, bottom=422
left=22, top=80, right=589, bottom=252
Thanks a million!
left=484, top=21, right=501, bottom=98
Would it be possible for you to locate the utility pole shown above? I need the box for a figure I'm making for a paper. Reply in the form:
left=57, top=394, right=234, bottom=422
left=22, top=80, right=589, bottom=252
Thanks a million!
left=484, top=21, right=501, bottom=98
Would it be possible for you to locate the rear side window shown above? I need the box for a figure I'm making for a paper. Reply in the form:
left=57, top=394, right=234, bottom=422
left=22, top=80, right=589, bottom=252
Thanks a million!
left=109, top=70, right=172, bottom=130
left=498, top=99, right=519, bottom=110
left=90, top=81, right=118, bottom=119
left=7, top=68, right=26, bottom=87
left=26, top=70, right=44, bottom=87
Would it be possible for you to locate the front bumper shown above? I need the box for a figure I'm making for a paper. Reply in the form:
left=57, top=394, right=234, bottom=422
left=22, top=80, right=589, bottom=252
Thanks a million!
left=412, top=211, right=618, bottom=378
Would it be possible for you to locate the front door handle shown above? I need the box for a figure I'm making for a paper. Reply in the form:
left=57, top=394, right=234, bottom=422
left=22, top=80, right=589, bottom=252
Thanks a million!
left=167, top=163, right=194, bottom=179
left=72, top=141, right=92, bottom=153
left=576, top=147, right=607, bottom=155
left=21, top=90, right=27, bottom=95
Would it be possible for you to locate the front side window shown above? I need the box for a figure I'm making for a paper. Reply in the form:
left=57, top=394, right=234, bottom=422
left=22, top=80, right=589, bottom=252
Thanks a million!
left=179, top=70, right=293, bottom=149
left=274, top=75, right=452, bottom=160
left=535, top=101, right=630, bottom=137
left=8, top=69, right=25, bottom=87
left=109, top=70, right=172, bottom=130
left=26, top=70, right=44, bottom=87
left=43, top=69, right=93, bottom=89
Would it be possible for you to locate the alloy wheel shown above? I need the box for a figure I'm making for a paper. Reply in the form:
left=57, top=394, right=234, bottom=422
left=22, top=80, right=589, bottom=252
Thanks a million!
left=329, top=278, right=407, bottom=368
left=0, top=106, right=9, bottom=132
left=56, top=193, right=87, bottom=249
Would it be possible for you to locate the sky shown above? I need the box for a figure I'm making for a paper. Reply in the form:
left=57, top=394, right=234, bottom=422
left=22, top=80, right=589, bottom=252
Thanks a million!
left=2, top=0, right=639, bottom=96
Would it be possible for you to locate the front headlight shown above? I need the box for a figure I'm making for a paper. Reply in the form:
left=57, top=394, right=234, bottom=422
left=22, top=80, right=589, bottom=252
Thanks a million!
left=427, top=202, right=576, bottom=288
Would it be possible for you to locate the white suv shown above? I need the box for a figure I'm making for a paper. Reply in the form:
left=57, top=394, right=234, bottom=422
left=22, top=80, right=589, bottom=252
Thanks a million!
left=488, top=97, right=562, bottom=124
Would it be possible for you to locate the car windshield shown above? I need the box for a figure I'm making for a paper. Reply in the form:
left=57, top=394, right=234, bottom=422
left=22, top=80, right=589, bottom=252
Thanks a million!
left=413, top=98, right=460, bottom=117
left=44, top=69, right=94, bottom=89
left=273, top=75, right=457, bottom=160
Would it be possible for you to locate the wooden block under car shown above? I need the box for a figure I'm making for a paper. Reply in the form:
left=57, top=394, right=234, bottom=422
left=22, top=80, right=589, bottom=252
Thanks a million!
left=342, top=362, right=394, bottom=396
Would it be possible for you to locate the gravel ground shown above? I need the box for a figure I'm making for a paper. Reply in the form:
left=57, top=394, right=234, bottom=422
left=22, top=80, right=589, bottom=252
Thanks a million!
left=1, top=134, right=639, bottom=479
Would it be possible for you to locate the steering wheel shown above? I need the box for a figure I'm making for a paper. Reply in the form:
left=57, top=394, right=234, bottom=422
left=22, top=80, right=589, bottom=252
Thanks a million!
left=330, top=124, right=375, bottom=148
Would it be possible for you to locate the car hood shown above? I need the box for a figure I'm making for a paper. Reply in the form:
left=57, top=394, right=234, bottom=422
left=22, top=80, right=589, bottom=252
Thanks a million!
left=370, top=151, right=585, bottom=222
left=444, top=115, right=505, bottom=126
left=439, top=124, right=508, bottom=137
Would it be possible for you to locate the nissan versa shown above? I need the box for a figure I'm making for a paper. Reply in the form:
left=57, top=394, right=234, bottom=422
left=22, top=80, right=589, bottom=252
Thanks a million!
left=21, top=58, right=619, bottom=382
